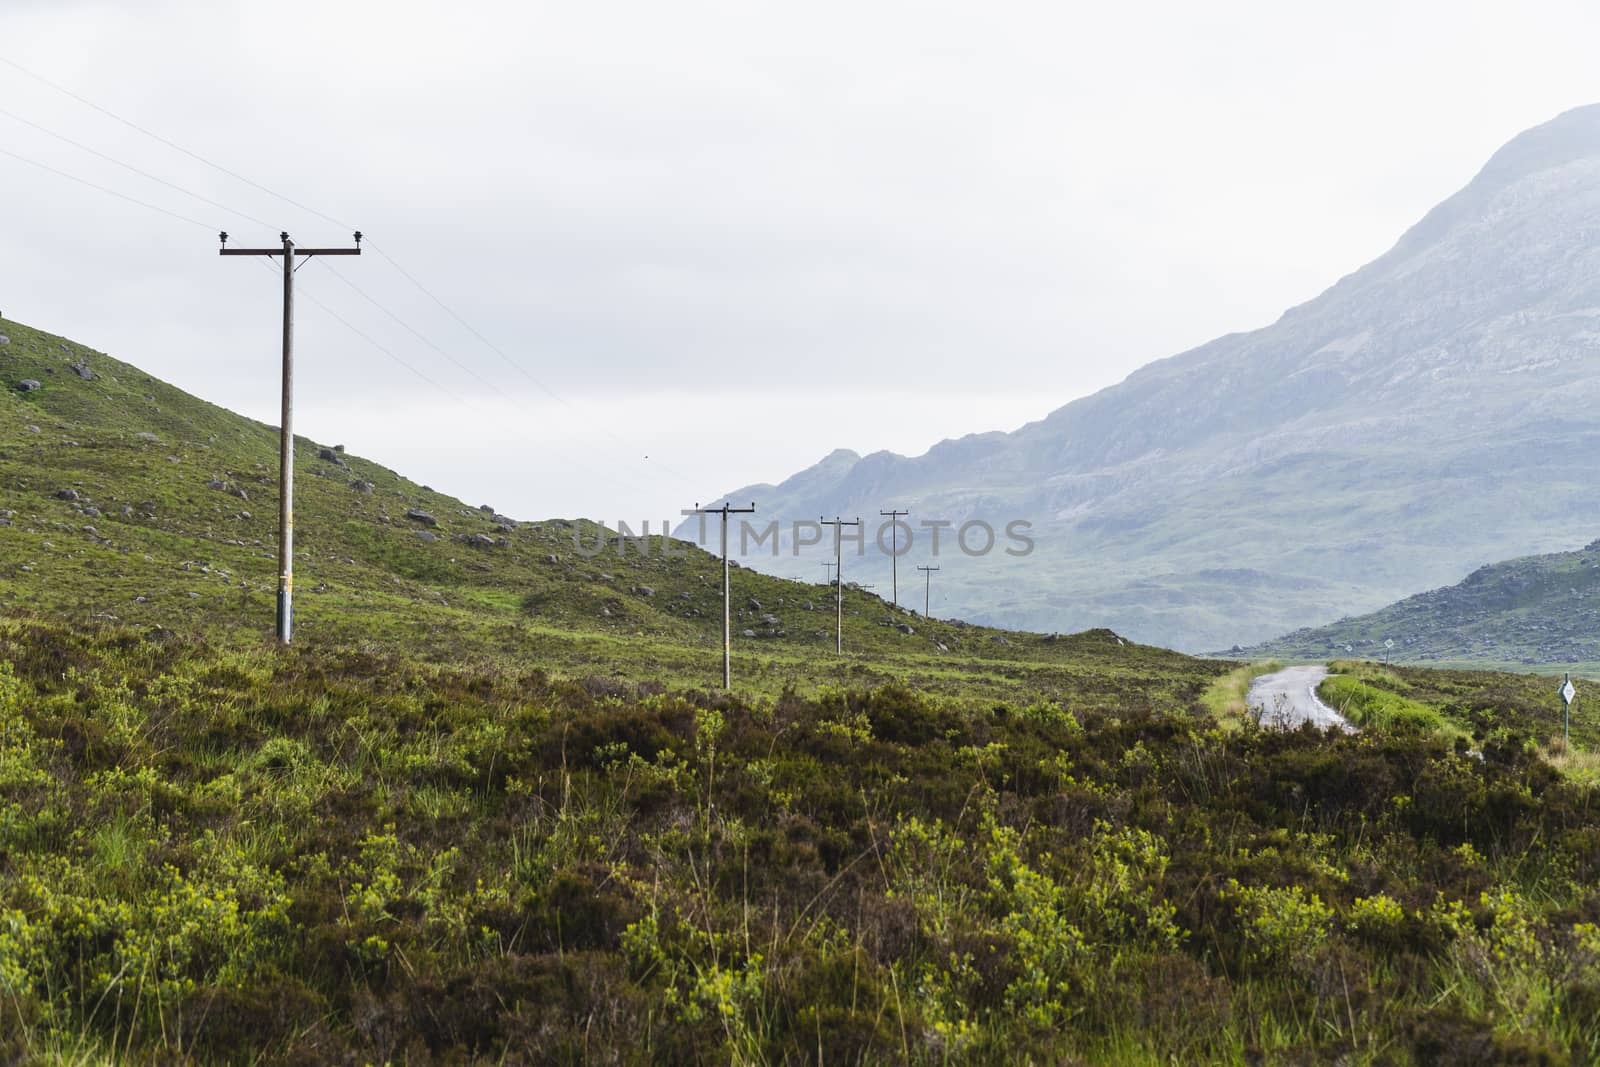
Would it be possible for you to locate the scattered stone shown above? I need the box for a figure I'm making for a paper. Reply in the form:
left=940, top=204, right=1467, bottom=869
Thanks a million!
left=0, top=335, right=8, bottom=345
left=936, top=641, right=949, bottom=652
left=741, top=629, right=757, bottom=639
left=25, top=425, right=39, bottom=434
left=479, top=504, right=494, bottom=513
left=545, top=554, right=560, bottom=564
left=492, top=514, right=517, bottom=527
left=82, top=506, right=101, bottom=517
left=679, top=591, right=693, bottom=600
left=133, top=596, right=148, bottom=603
left=600, top=606, right=612, bottom=618
left=351, top=480, right=375, bottom=494
left=992, top=635, right=1009, bottom=647
left=761, top=613, right=780, bottom=626
left=459, top=533, right=498, bottom=548
left=15, top=380, right=40, bottom=392
left=136, top=432, right=159, bottom=443
left=803, top=601, right=814, bottom=611
left=896, top=623, right=916, bottom=635
left=54, top=488, right=80, bottom=502
left=333, top=444, right=345, bottom=453
left=67, top=362, right=94, bottom=381
left=414, top=530, right=438, bottom=543
left=747, top=597, right=763, bottom=611
left=0, top=510, right=13, bottom=519
left=0, top=519, right=9, bottom=527
left=633, top=585, right=655, bottom=597
left=405, top=509, right=437, bottom=527
left=317, top=448, right=347, bottom=467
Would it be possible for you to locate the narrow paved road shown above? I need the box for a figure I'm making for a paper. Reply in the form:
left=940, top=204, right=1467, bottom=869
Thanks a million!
left=1247, top=665, right=1355, bottom=731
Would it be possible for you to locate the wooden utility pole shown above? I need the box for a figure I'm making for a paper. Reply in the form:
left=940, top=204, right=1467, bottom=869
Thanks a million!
left=220, top=230, right=362, bottom=643
left=918, top=564, right=940, bottom=618
left=691, top=502, right=756, bottom=688
left=820, top=516, right=860, bottom=654
left=879, top=508, right=908, bottom=608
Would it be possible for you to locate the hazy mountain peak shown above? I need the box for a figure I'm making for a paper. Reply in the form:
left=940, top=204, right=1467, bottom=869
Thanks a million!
left=697, top=105, right=1600, bottom=651
left=1475, top=102, right=1600, bottom=188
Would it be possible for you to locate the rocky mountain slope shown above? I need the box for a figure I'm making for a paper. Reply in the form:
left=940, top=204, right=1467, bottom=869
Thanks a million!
left=1236, top=538, right=1600, bottom=671
left=692, top=105, right=1600, bottom=653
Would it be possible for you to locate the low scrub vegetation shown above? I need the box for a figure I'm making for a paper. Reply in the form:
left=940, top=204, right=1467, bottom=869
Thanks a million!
left=0, top=618, right=1597, bottom=1063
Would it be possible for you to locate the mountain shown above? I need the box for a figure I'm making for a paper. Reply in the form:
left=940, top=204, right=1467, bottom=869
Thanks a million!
left=690, top=104, right=1600, bottom=653
left=1235, top=537, right=1600, bottom=671
left=0, top=315, right=1182, bottom=697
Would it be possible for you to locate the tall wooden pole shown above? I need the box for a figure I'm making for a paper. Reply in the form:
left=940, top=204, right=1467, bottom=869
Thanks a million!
left=220, top=229, right=362, bottom=642
left=821, top=516, right=861, bottom=654
left=918, top=564, right=940, bottom=618
left=277, top=232, right=295, bottom=641
left=879, top=508, right=908, bottom=608
left=690, top=502, right=755, bottom=688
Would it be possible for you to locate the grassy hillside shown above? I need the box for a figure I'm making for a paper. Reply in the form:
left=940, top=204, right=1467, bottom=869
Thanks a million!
left=0, top=316, right=1206, bottom=702
left=5, top=318, right=1600, bottom=1063
left=1237, top=542, right=1600, bottom=673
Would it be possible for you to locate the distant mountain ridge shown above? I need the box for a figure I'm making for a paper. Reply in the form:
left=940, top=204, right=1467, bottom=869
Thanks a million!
left=1235, top=539, right=1600, bottom=671
left=691, top=104, right=1600, bottom=653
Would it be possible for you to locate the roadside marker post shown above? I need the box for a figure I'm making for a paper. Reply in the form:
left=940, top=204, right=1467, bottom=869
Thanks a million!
left=1560, top=674, right=1576, bottom=749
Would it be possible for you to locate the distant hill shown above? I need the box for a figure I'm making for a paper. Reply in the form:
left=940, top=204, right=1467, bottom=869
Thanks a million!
left=0, top=315, right=1177, bottom=696
left=1232, top=539, right=1600, bottom=671
left=688, top=104, right=1600, bottom=653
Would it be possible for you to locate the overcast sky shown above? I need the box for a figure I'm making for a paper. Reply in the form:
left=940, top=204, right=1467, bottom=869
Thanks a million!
left=4, top=0, right=1600, bottom=521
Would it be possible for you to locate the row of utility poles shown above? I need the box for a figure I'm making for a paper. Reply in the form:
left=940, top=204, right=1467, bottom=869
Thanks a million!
left=692, top=506, right=946, bottom=688
left=215, top=232, right=941, bottom=692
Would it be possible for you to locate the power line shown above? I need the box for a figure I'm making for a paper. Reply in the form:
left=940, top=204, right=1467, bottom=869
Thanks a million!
left=0, top=51, right=356, bottom=232
left=0, top=143, right=214, bottom=231
left=0, top=54, right=701, bottom=496
left=315, top=258, right=503, bottom=395
left=0, top=105, right=278, bottom=230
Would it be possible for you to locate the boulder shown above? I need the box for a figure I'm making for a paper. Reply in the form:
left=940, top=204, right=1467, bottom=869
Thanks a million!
left=317, top=448, right=347, bottom=467
left=414, top=530, right=438, bottom=543
left=741, top=629, right=757, bottom=639
left=0, top=335, right=9, bottom=344
left=68, top=362, right=94, bottom=381
left=633, top=585, right=656, bottom=597
left=459, top=533, right=498, bottom=548
left=747, top=597, right=763, bottom=610
left=54, top=488, right=80, bottom=502
left=761, top=613, right=780, bottom=626
left=351, top=480, right=375, bottom=494
left=16, top=380, right=40, bottom=393
left=405, top=509, right=437, bottom=527
left=896, top=623, right=915, bottom=635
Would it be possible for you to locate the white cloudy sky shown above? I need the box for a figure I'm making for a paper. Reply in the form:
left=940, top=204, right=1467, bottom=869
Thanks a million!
left=4, top=0, right=1600, bottom=520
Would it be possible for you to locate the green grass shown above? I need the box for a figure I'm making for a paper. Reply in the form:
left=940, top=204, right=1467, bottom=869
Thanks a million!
left=1318, top=671, right=1465, bottom=737
left=1200, top=659, right=1281, bottom=731
left=0, top=615, right=1594, bottom=1063
left=5, top=319, right=1600, bottom=1062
